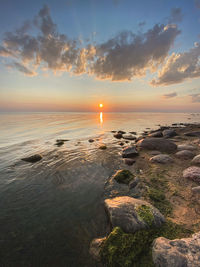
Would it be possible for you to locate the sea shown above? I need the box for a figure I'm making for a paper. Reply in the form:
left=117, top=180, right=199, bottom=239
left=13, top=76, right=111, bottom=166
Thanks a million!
left=0, top=112, right=199, bottom=267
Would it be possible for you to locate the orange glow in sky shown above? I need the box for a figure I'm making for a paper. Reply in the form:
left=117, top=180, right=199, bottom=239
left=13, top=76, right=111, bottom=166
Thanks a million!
left=99, top=103, right=103, bottom=108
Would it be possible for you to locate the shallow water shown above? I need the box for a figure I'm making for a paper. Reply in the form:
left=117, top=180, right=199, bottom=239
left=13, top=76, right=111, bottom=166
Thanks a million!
left=0, top=112, right=199, bottom=266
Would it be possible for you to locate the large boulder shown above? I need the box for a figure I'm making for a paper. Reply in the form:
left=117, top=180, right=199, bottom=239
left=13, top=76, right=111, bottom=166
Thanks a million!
left=122, top=146, right=139, bottom=158
left=177, top=144, right=196, bottom=151
left=163, top=129, right=177, bottom=138
left=175, top=150, right=195, bottom=160
left=150, top=154, right=173, bottom=164
left=137, top=138, right=177, bottom=153
left=21, top=154, right=42, bottom=163
left=104, top=196, right=165, bottom=233
left=183, top=166, right=200, bottom=183
left=191, top=154, right=200, bottom=165
left=152, top=232, right=200, bottom=267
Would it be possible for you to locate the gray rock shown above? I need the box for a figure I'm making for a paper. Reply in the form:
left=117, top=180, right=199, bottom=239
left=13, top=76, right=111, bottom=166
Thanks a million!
left=89, top=237, right=106, bottom=261
left=152, top=232, right=200, bottom=267
left=184, top=131, right=200, bottom=137
left=191, top=154, right=200, bottom=165
left=104, top=196, right=165, bottom=233
left=175, top=150, right=195, bottom=160
left=21, top=154, right=42, bottom=163
left=150, top=154, right=173, bottom=164
left=148, top=131, right=163, bottom=138
left=177, top=144, right=196, bottom=151
left=137, top=138, right=177, bottom=153
left=163, top=129, right=177, bottom=138
left=183, top=166, right=200, bottom=183
left=192, top=186, right=200, bottom=194
left=114, top=133, right=123, bottom=139
left=122, top=134, right=136, bottom=140
left=122, top=146, right=139, bottom=158
left=124, top=158, right=136, bottom=166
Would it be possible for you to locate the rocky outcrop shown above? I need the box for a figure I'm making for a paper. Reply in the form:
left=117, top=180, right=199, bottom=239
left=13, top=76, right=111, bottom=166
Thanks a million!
left=191, top=154, right=200, bottom=165
left=150, top=154, right=173, bottom=164
left=137, top=138, right=177, bottom=153
left=21, top=154, right=42, bottom=163
left=104, top=196, right=165, bottom=233
left=183, top=166, right=200, bottom=183
left=152, top=232, right=200, bottom=267
left=175, top=150, right=195, bottom=160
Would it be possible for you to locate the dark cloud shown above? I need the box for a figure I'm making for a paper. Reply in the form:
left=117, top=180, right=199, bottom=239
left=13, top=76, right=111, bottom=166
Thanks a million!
left=163, top=92, right=177, bottom=99
left=168, top=8, right=183, bottom=23
left=0, top=5, right=180, bottom=81
left=151, top=44, right=200, bottom=86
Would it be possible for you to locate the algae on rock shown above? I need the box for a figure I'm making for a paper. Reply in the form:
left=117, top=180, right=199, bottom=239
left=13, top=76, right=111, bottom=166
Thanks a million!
left=113, top=170, right=134, bottom=184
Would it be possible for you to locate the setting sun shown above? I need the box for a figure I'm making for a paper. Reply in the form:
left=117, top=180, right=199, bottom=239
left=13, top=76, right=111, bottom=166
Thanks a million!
left=99, top=103, right=103, bottom=108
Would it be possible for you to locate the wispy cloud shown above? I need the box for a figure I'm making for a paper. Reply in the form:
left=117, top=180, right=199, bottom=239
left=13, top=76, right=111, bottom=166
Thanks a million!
left=190, top=93, right=200, bottom=102
left=162, top=92, right=177, bottom=99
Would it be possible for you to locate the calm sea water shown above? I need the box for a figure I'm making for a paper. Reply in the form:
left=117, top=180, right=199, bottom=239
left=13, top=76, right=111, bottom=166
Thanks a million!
left=0, top=112, right=199, bottom=267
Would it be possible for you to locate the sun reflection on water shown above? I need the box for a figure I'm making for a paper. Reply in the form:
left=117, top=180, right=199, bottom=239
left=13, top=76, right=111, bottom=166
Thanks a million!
left=100, top=112, right=103, bottom=125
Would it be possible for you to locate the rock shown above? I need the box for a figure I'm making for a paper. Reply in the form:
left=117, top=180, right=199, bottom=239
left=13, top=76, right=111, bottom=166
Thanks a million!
left=148, top=131, right=163, bottom=138
left=104, top=196, right=165, bottom=233
left=21, top=154, right=42, bottom=163
left=113, top=170, right=134, bottom=184
left=55, top=140, right=64, bottom=146
left=137, top=138, right=177, bottom=153
left=88, top=139, right=94, bottom=143
left=177, top=144, right=196, bottom=151
left=99, top=145, right=107, bottom=150
left=114, top=133, right=123, bottom=139
left=118, top=142, right=124, bottom=146
left=152, top=232, right=200, bottom=267
left=175, top=150, right=195, bottom=160
left=163, top=129, right=177, bottom=138
left=183, top=166, right=200, bottom=183
left=129, top=131, right=137, bottom=135
left=118, top=130, right=126, bottom=134
left=192, top=186, right=200, bottom=194
left=150, top=154, right=173, bottom=164
left=89, top=237, right=106, bottom=261
left=56, top=139, right=69, bottom=142
left=111, top=130, right=117, bottom=133
left=184, top=131, right=200, bottom=137
left=122, top=146, right=139, bottom=158
left=191, top=154, right=200, bottom=165
left=129, top=177, right=140, bottom=189
left=122, top=134, right=136, bottom=140
left=124, top=158, right=136, bottom=166
left=149, top=151, right=161, bottom=156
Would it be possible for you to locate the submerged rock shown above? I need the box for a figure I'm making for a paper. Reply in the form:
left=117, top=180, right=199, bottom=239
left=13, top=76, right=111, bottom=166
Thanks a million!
left=21, top=154, right=42, bottom=163
left=104, top=196, right=165, bottom=233
left=175, top=150, right=195, bottom=160
left=152, top=232, right=200, bottom=267
left=150, top=154, right=173, bottom=164
left=137, top=138, right=177, bottom=153
left=183, top=166, right=200, bottom=183
left=122, top=146, right=139, bottom=158
left=191, top=154, right=200, bottom=165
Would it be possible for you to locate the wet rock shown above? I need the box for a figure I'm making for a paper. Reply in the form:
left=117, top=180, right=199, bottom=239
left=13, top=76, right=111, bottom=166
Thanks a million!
left=113, top=170, right=134, bottom=184
left=149, top=151, right=161, bottom=156
left=129, top=131, right=137, bottom=135
left=21, top=154, right=42, bottom=163
left=163, top=129, right=177, bottom=138
left=89, top=237, right=106, bottom=261
left=99, top=145, right=107, bottom=150
left=191, top=154, right=200, bottom=165
left=111, top=130, right=117, bottom=133
left=122, top=146, right=139, bottom=158
left=88, top=139, right=94, bottom=143
left=129, top=177, right=140, bottom=189
left=192, top=186, right=200, bottom=194
left=184, top=131, right=200, bottom=137
left=152, top=232, right=200, bottom=267
left=177, top=144, right=196, bottom=151
left=183, top=166, right=200, bottom=183
left=114, top=133, right=123, bottom=139
left=55, top=140, right=64, bottom=146
left=150, top=154, right=173, bottom=164
left=148, top=131, right=163, bottom=138
left=137, top=138, right=177, bottom=153
left=122, top=134, right=136, bottom=140
left=124, top=158, right=136, bottom=166
left=118, top=130, right=126, bottom=134
left=104, top=196, right=165, bottom=233
left=175, top=150, right=195, bottom=160
left=118, top=142, right=124, bottom=146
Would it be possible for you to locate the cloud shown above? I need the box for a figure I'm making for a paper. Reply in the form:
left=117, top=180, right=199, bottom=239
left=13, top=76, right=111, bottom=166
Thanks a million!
left=162, top=92, right=177, bottom=99
left=168, top=8, right=183, bottom=23
left=195, top=0, right=200, bottom=9
left=190, top=93, right=200, bottom=102
left=0, top=5, right=180, bottom=81
left=151, top=45, right=200, bottom=86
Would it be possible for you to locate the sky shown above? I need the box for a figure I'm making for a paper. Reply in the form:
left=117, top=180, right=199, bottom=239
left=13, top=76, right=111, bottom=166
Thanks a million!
left=1, top=0, right=200, bottom=112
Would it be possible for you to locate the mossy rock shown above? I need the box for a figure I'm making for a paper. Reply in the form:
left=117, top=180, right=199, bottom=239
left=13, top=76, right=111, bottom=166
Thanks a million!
left=136, top=205, right=154, bottom=227
left=100, top=221, right=193, bottom=267
left=113, top=170, right=134, bottom=185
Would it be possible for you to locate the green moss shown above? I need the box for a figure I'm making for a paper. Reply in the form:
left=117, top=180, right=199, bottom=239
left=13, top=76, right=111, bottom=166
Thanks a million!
left=113, top=170, right=134, bottom=185
left=136, top=205, right=154, bottom=226
left=100, top=220, right=193, bottom=267
left=148, top=188, right=172, bottom=216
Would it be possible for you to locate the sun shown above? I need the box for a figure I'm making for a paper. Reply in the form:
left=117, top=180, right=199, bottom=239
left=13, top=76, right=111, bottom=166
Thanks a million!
left=99, top=103, right=103, bottom=108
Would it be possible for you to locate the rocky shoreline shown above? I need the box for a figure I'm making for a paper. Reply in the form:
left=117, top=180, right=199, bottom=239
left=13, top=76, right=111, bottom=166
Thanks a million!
left=89, top=123, right=200, bottom=267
